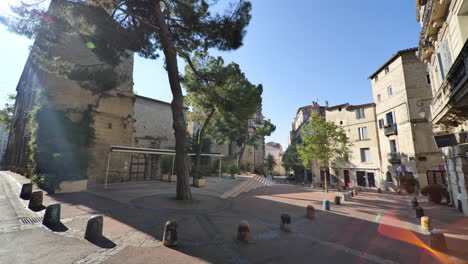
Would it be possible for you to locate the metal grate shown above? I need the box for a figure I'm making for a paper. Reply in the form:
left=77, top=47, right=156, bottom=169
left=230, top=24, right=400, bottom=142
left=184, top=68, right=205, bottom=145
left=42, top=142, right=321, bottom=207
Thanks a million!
left=19, top=216, right=44, bottom=225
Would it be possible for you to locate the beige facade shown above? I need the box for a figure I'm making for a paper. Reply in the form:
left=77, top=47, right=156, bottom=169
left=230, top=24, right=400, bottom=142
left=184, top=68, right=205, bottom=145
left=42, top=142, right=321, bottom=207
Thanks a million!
left=417, top=0, right=468, bottom=215
left=265, top=142, right=285, bottom=175
left=369, top=48, right=444, bottom=191
left=325, top=103, right=382, bottom=188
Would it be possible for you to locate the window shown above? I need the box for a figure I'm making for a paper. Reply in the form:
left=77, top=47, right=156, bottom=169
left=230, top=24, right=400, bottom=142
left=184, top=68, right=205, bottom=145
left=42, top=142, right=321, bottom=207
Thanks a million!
left=107, top=122, right=112, bottom=129
left=355, top=108, right=365, bottom=119
left=338, top=107, right=342, bottom=111
left=377, top=94, right=381, bottom=102
left=385, top=112, right=394, bottom=125
left=384, top=66, right=389, bottom=74
left=374, top=75, right=379, bottom=82
left=387, top=86, right=393, bottom=96
left=339, top=121, right=343, bottom=125
left=389, top=140, right=397, bottom=153
left=360, top=148, right=370, bottom=162
left=358, top=127, right=368, bottom=140
left=378, top=119, right=384, bottom=129
left=426, top=74, right=431, bottom=84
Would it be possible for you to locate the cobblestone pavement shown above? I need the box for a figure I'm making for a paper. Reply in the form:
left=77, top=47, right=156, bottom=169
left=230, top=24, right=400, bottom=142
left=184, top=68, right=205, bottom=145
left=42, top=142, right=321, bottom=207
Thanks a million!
left=1, top=171, right=467, bottom=264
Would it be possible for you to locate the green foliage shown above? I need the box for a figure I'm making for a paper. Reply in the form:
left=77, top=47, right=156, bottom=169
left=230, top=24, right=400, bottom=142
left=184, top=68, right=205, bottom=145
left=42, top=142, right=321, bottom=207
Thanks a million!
left=0, top=94, right=16, bottom=130
left=28, top=90, right=95, bottom=192
left=298, top=113, right=351, bottom=169
left=264, top=154, right=276, bottom=174
left=400, top=174, right=418, bottom=186
left=229, top=164, right=240, bottom=175
left=282, top=144, right=302, bottom=172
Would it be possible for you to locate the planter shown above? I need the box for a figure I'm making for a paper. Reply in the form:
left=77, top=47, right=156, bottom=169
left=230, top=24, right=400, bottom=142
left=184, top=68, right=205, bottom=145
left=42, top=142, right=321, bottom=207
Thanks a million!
left=222, top=173, right=230, bottom=178
left=169, top=175, right=177, bottom=182
left=429, top=193, right=442, bottom=204
left=55, top=179, right=88, bottom=194
left=231, top=174, right=238, bottom=179
left=404, top=183, right=415, bottom=194
left=194, top=178, right=206, bottom=187
left=162, top=174, right=169, bottom=181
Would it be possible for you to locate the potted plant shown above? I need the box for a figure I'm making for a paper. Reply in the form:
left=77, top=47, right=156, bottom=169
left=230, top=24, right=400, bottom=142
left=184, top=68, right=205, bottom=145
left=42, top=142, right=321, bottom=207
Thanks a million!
left=400, top=174, right=417, bottom=194
left=230, top=165, right=240, bottom=179
left=194, top=166, right=207, bottom=187
left=421, top=184, right=447, bottom=204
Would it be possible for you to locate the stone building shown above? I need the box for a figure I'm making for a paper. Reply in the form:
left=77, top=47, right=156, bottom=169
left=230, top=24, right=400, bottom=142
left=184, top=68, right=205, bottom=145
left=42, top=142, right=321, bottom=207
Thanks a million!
left=369, top=48, right=445, bottom=191
left=288, top=102, right=326, bottom=182
left=265, top=142, right=285, bottom=175
left=4, top=0, right=135, bottom=188
left=0, top=124, right=8, bottom=168
left=325, top=103, right=382, bottom=188
left=416, top=0, right=468, bottom=214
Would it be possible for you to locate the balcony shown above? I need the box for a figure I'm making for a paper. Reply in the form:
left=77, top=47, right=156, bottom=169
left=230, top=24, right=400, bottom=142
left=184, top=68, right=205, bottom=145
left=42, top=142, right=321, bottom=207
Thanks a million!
left=384, top=123, right=398, bottom=136
left=387, top=152, right=403, bottom=164
left=430, top=40, right=468, bottom=126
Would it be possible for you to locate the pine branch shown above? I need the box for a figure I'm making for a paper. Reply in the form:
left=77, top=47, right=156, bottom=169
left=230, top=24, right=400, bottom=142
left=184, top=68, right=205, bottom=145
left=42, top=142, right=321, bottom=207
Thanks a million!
left=175, top=48, right=217, bottom=83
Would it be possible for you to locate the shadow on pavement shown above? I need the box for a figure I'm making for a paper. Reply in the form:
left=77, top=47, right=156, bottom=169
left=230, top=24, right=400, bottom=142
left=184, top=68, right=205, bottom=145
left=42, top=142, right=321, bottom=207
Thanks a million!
left=44, top=222, right=69, bottom=232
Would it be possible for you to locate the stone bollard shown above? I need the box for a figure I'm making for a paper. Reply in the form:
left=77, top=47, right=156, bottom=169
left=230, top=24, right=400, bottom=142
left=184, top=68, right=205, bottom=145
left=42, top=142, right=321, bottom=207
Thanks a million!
left=334, top=196, right=341, bottom=205
left=430, top=230, right=447, bottom=252
left=323, top=200, right=330, bottom=211
left=415, top=206, right=424, bottom=219
left=237, top=220, right=250, bottom=242
left=306, top=205, right=315, bottom=219
left=350, top=191, right=354, bottom=197
left=28, top=191, right=43, bottom=211
left=85, top=215, right=103, bottom=242
left=280, top=213, right=291, bottom=232
left=163, top=220, right=178, bottom=247
left=20, top=183, right=33, bottom=200
left=377, top=188, right=382, bottom=193
left=411, top=197, right=419, bottom=208
left=421, top=216, right=433, bottom=232
left=341, top=193, right=347, bottom=202
left=43, top=204, right=61, bottom=227
left=354, top=190, right=358, bottom=196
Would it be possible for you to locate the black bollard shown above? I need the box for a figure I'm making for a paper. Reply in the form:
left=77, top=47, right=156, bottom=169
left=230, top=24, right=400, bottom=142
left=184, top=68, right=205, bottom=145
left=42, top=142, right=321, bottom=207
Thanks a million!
left=280, top=213, right=291, bottom=232
left=163, top=220, right=178, bottom=246
left=411, top=197, right=419, bottom=208
left=43, top=204, right=61, bottom=227
left=20, top=183, right=33, bottom=200
left=28, top=191, right=43, bottom=211
left=415, top=206, right=424, bottom=219
left=334, top=196, right=341, bottom=205
left=85, top=215, right=103, bottom=242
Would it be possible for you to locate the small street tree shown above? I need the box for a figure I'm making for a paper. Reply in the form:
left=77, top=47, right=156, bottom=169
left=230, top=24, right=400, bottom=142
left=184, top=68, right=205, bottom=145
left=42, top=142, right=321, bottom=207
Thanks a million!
left=2, top=0, right=252, bottom=200
left=297, top=113, right=351, bottom=192
left=264, top=153, right=276, bottom=175
left=282, top=144, right=302, bottom=176
left=184, top=53, right=261, bottom=184
left=0, top=94, right=16, bottom=130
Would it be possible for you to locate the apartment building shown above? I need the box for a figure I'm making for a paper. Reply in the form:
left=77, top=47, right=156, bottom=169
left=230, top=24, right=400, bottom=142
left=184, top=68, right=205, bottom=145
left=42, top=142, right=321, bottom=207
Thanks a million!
left=416, top=0, right=468, bottom=214
left=265, top=142, right=285, bottom=175
left=369, top=48, right=444, bottom=191
left=325, top=103, right=382, bottom=188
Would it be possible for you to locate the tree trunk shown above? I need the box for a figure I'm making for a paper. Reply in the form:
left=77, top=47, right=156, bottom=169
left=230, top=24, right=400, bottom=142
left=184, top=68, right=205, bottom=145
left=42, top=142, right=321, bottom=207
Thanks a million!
left=154, top=2, right=191, bottom=200
left=237, top=143, right=246, bottom=170
left=194, top=108, right=215, bottom=185
left=324, top=162, right=329, bottom=193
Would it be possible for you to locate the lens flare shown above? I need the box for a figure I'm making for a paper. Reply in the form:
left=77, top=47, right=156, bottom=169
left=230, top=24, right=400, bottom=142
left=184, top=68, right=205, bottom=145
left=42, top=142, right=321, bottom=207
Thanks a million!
left=377, top=213, right=465, bottom=264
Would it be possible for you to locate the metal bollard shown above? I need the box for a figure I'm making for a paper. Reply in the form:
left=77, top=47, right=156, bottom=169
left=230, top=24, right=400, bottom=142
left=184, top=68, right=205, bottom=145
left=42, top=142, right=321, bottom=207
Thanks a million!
left=306, top=205, right=315, bottom=219
left=280, top=213, right=291, bottom=232
left=237, top=220, right=250, bottom=242
left=334, top=196, right=341, bottom=205
left=421, top=216, right=433, bottom=232
left=163, top=220, right=178, bottom=246
left=415, top=206, right=424, bottom=219
left=323, top=200, right=330, bottom=211
left=430, top=230, right=447, bottom=252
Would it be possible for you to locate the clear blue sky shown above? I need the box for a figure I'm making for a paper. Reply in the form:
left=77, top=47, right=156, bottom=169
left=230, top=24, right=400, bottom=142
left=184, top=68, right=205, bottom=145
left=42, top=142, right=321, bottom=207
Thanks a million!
left=0, top=0, right=421, bottom=149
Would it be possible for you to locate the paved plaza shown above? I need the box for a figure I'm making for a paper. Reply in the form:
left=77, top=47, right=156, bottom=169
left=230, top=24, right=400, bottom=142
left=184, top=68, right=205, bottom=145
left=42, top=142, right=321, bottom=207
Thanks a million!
left=1, top=171, right=467, bottom=264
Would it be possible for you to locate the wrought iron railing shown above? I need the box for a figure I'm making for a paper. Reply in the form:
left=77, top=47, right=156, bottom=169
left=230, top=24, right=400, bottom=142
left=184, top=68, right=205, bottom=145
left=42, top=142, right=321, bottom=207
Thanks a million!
left=384, top=123, right=397, bottom=136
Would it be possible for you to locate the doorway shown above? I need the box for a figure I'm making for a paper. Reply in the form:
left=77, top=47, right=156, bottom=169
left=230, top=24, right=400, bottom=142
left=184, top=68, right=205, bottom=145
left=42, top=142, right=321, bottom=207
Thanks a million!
left=367, top=172, right=375, bottom=187
left=344, top=170, right=351, bottom=187
left=356, top=171, right=366, bottom=187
